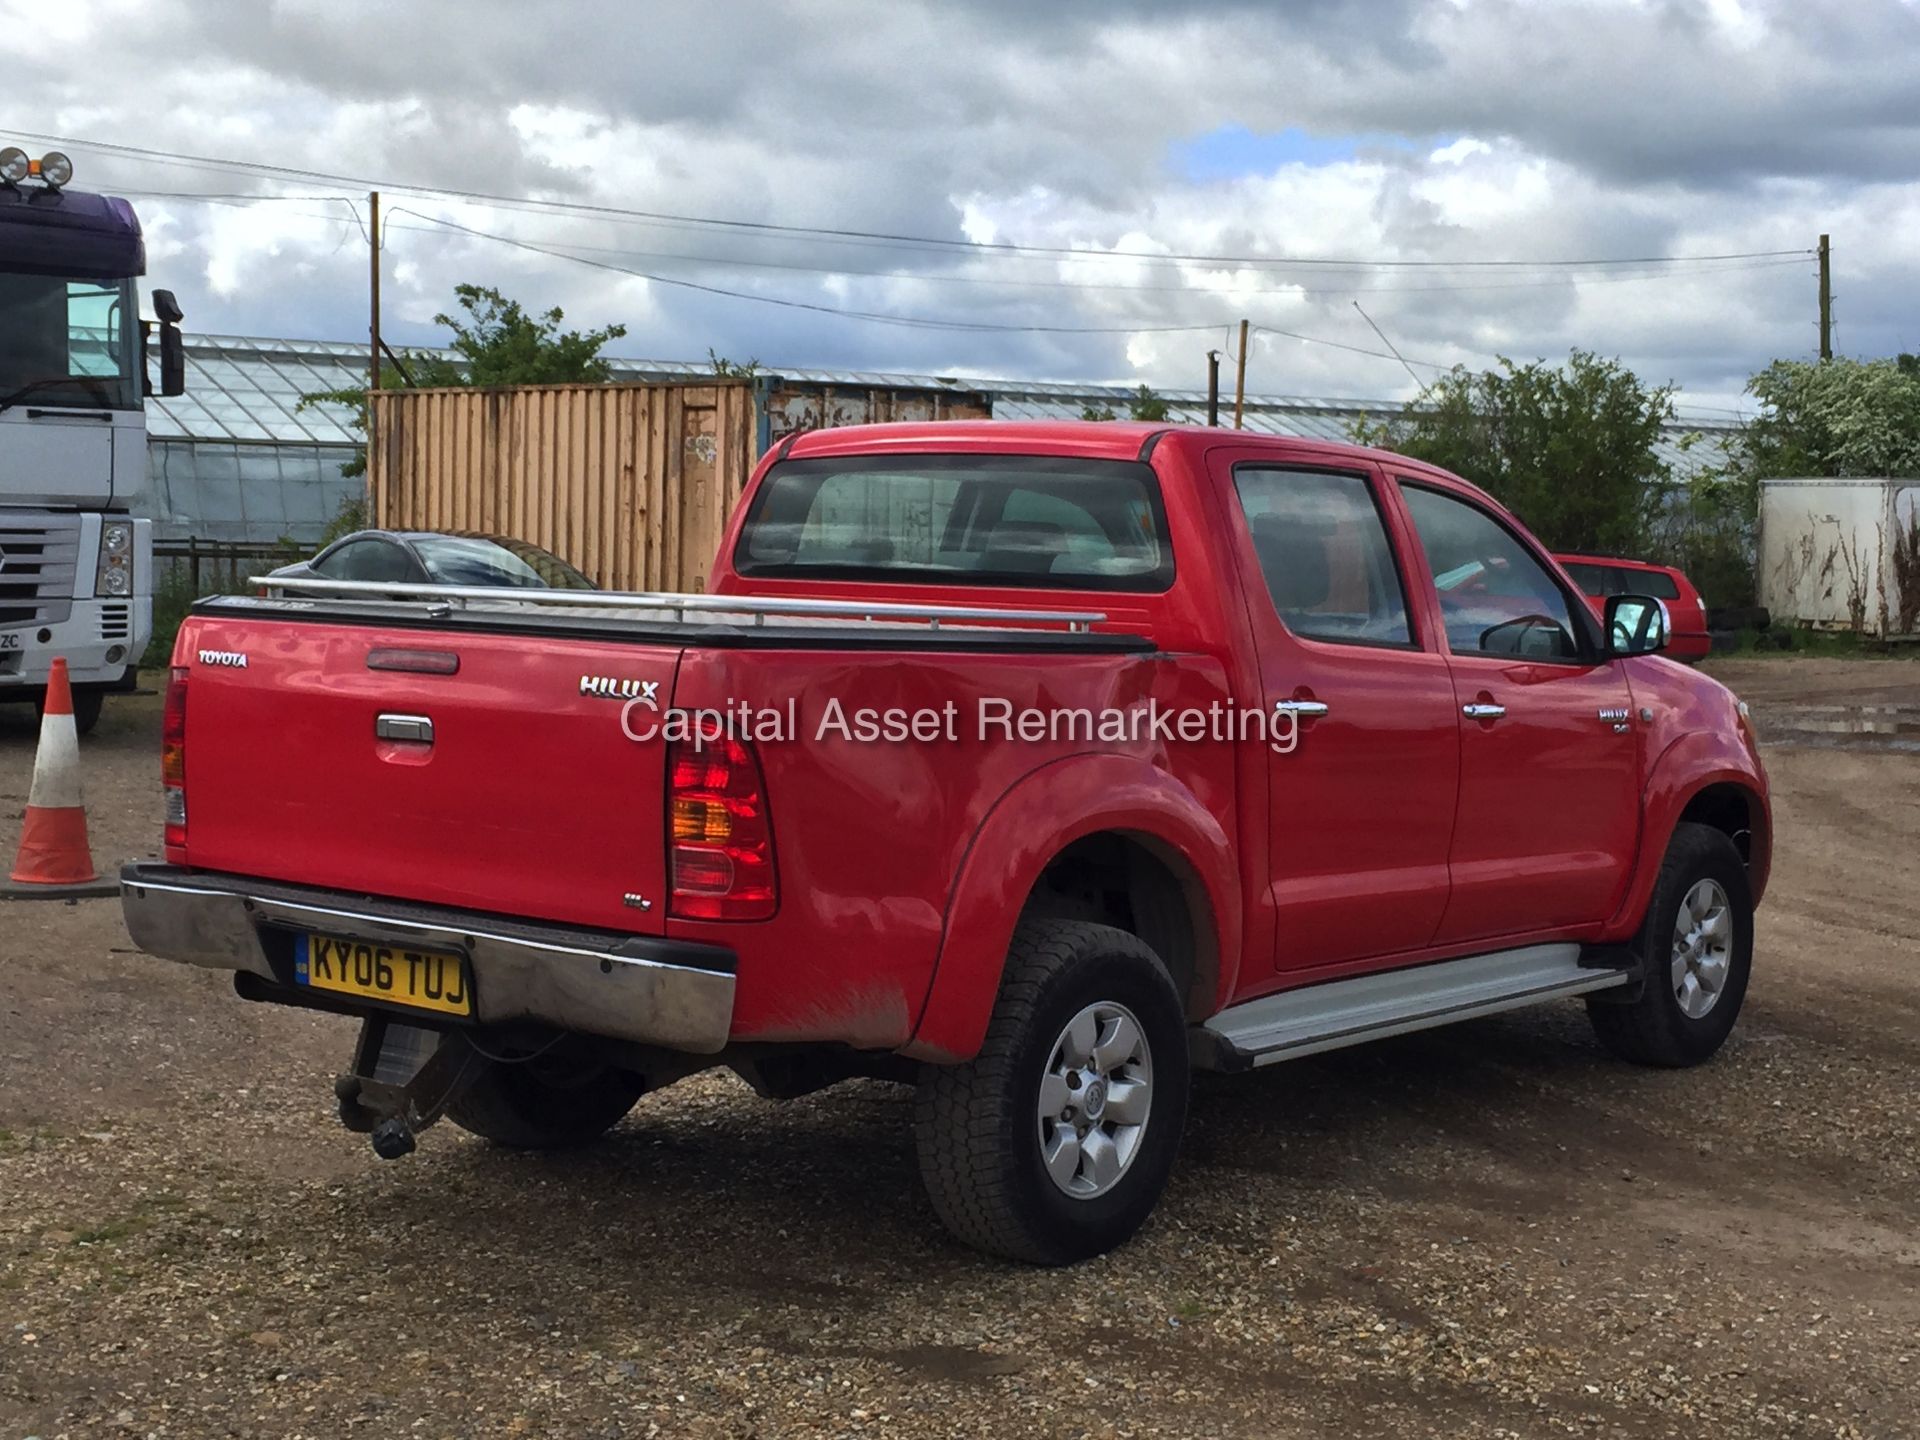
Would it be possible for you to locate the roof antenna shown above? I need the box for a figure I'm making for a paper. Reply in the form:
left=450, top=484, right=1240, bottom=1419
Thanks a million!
left=1352, top=301, right=1423, bottom=389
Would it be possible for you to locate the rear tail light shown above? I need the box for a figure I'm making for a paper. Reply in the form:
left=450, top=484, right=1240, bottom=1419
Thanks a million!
left=667, top=734, right=776, bottom=921
left=161, top=666, right=187, bottom=852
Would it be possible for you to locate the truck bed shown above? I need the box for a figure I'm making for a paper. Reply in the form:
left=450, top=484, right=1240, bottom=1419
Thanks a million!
left=173, top=584, right=1213, bottom=1050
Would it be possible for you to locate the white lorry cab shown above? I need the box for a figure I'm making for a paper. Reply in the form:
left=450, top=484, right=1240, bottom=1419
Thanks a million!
left=0, top=145, right=184, bottom=734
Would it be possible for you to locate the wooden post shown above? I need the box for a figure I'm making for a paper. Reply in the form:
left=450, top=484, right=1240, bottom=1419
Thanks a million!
left=1206, top=350, right=1221, bottom=427
left=368, top=190, right=382, bottom=521
left=1232, top=319, right=1250, bottom=430
left=1817, top=233, right=1832, bottom=361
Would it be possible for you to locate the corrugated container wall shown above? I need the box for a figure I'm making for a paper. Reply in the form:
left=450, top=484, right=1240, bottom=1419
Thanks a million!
left=370, top=379, right=989, bottom=593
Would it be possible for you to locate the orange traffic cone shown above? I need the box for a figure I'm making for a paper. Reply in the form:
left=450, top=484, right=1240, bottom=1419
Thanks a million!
left=9, top=658, right=98, bottom=886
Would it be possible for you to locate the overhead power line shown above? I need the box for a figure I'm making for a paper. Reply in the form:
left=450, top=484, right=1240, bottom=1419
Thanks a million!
left=392, top=209, right=1233, bottom=336
left=12, top=127, right=1813, bottom=273
left=123, top=187, right=1813, bottom=302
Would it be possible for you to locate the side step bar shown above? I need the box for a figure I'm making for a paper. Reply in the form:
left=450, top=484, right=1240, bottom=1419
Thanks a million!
left=1195, top=944, right=1632, bottom=1071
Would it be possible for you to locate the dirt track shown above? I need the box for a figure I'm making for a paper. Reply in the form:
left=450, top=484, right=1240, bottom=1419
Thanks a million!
left=2, top=657, right=1917, bottom=1439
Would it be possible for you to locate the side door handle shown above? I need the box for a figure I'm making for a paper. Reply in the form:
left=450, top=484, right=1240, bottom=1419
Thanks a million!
left=1461, top=702, right=1506, bottom=721
left=1272, top=699, right=1331, bottom=718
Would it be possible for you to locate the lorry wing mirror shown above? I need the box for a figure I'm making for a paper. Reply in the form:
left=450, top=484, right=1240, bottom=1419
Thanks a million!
left=152, top=288, right=184, bottom=325
left=1605, top=594, right=1670, bottom=657
left=158, top=321, right=186, bottom=397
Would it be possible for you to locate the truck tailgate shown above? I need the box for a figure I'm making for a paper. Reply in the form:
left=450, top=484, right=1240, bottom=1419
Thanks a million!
left=178, top=614, right=680, bottom=936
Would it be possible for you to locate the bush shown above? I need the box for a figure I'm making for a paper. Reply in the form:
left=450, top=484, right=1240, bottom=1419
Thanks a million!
left=1352, top=352, right=1675, bottom=556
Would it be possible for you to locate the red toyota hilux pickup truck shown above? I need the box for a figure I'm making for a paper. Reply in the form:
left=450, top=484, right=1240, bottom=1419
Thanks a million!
left=121, top=422, right=1770, bottom=1264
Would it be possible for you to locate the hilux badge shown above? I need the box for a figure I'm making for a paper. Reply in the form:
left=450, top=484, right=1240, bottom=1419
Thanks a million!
left=580, top=675, right=658, bottom=703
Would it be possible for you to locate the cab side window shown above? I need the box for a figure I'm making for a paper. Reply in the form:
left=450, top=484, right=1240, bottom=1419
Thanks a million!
left=1234, top=468, right=1413, bottom=647
left=1400, top=485, right=1584, bottom=660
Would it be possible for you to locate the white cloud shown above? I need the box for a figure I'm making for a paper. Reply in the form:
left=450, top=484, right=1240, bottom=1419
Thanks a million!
left=0, top=0, right=1911, bottom=409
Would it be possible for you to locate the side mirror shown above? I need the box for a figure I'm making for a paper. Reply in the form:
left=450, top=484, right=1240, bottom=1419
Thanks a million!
left=158, top=321, right=185, bottom=396
left=1605, top=594, right=1670, bottom=657
left=151, top=288, right=184, bottom=325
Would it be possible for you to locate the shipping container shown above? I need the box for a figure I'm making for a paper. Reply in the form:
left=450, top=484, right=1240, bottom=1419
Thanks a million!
left=369, top=378, right=990, bottom=592
left=1759, top=476, right=1920, bottom=636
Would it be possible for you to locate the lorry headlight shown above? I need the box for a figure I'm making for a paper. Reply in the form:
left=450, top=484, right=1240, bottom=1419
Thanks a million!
left=38, top=151, right=72, bottom=187
left=97, top=522, right=135, bottom=596
left=0, top=147, right=28, bottom=184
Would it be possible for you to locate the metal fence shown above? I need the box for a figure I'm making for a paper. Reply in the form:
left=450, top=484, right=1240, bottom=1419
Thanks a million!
left=155, top=536, right=307, bottom=591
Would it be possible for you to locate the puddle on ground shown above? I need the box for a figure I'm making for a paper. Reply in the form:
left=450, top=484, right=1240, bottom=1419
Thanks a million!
left=1751, top=704, right=1920, bottom=753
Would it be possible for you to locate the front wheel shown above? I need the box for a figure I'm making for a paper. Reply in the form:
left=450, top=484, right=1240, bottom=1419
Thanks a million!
left=914, top=919, right=1191, bottom=1265
left=1587, top=822, right=1754, bottom=1067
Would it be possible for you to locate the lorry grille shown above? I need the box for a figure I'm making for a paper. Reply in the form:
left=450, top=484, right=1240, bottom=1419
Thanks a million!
left=0, top=516, right=80, bottom=630
left=100, top=602, right=131, bottom=640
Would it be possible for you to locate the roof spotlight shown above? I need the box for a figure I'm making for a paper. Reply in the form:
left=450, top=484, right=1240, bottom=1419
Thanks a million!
left=0, top=146, right=29, bottom=185
left=39, top=151, right=72, bottom=187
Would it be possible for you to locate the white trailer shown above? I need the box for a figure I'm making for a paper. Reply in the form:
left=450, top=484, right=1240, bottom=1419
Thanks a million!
left=1759, top=476, right=1920, bottom=637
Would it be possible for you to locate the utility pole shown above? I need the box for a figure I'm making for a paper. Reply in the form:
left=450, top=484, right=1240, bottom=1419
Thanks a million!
left=368, top=190, right=381, bottom=519
left=1206, top=350, right=1221, bottom=426
left=1817, top=233, right=1832, bottom=361
left=1232, top=319, right=1249, bottom=430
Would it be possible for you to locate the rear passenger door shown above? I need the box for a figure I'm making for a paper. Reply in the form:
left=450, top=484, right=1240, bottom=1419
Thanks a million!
left=1219, top=455, right=1461, bottom=974
left=1394, top=481, right=1641, bottom=943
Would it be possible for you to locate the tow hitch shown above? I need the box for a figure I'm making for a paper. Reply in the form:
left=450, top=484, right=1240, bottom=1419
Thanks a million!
left=334, top=1016, right=482, bottom=1159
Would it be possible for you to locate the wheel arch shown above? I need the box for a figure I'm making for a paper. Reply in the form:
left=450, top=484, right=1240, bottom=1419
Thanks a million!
left=1606, top=741, right=1771, bottom=941
left=902, top=754, right=1242, bottom=1063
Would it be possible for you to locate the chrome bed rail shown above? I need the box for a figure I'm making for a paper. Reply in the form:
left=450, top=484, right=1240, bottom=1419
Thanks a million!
left=247, top=576, right=1108, bottom=634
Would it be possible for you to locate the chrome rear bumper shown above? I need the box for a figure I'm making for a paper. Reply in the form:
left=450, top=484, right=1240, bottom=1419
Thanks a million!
left=119, top=864, right=736, bottom=1053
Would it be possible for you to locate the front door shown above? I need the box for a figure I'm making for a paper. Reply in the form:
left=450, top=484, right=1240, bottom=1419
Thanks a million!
left=1395, top=481, right=1641, bottom=943
left=1222, top=457, right=1461, bottom=973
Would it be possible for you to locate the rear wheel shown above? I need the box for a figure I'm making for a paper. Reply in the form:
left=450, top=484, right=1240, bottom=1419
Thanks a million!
left=914, top=919, right=1190, bottom=1265
left=1587, top=822, right=1753, bottom=1067
left=447, top=1051, right=644, bottom=1149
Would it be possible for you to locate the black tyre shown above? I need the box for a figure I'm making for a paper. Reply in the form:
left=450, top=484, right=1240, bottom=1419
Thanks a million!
left=1587, top=822, right=1753, bottom=1067
left=70, top=689, right=104, bottom=737
left=31, top=687, right=103, bottom=736
left=447, top=1053, right=644, bottom=1150
left=914, top=919, right=1191, bottom=1265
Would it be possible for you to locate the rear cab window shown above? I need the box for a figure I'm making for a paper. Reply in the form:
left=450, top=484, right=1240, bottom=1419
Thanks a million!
left=734, top=455, right=1173, bottom=591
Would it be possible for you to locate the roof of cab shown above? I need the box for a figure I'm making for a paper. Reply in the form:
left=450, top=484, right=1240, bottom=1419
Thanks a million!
left=781, top=418, right=1431, bottom=467
left=777, top=418, right=1495, bottom=503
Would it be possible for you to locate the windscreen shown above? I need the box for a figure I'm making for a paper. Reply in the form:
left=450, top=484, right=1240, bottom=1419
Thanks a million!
left=0, top=273, right=139, bottom=410
left=411, top=535, right=595, bottom=589
left=735, top=455, right=1173, bottom=591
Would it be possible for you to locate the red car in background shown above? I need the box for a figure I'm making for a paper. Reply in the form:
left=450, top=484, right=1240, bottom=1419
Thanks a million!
left=1558, top=553, right=1712, bottom=661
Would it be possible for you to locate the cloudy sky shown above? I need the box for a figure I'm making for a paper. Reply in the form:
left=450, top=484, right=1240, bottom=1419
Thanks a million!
left=6, top=0, right=1917, bottom=414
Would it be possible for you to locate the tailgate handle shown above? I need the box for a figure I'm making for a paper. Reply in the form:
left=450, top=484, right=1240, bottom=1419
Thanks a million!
left=375, top=713, right=435, bottom=745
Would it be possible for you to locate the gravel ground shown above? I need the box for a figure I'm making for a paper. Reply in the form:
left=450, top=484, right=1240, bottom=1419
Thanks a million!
left=2, top=658, right=1917, bottom=1439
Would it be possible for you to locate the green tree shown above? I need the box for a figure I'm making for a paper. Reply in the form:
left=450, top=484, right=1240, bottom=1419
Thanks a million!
left=1352, top=351, right=1674, bottom=556
left=708, top=349, right=762, bottom=378
left=298, top=284, right=627, bottom=478
left=1127, top=384, right=1170, bottom=421
left=1741, top=356, right=1920, bottom=480
left=1081, top=385, right=1169, bottom=423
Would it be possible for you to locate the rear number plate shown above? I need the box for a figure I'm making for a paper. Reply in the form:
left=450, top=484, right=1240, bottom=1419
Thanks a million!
left=295, top=933, right=472, bottom=1017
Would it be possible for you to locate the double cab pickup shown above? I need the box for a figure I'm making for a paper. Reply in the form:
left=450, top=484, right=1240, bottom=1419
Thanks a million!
left=122, top=422, right=1769, bottom=1264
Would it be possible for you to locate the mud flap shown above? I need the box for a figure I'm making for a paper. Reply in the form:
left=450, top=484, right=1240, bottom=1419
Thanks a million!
left=334, top=1016, right=483, bottom=1159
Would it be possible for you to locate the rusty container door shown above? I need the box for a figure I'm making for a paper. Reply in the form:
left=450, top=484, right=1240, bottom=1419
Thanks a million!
left=371, top=382, right=757, bottom=593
